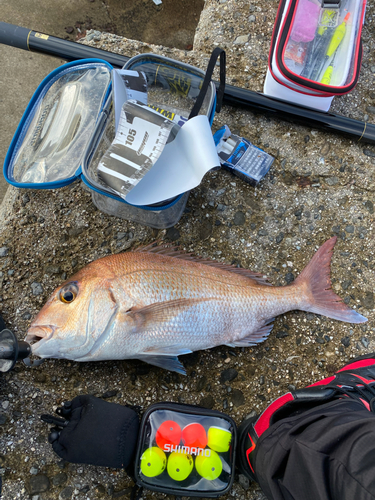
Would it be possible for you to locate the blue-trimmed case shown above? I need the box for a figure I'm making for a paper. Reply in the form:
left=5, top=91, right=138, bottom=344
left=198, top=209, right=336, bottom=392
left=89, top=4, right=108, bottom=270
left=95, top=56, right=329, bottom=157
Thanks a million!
left=4, top=54, right=218, bottom=229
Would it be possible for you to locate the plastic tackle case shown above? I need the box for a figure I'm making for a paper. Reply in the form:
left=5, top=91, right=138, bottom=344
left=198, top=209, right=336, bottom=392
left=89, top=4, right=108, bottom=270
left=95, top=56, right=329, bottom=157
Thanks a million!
left=134, top=402, right=237, bottom=497
left=264, top=0, right=366, bottom=111
left=4, top=53, right=220, bottom=228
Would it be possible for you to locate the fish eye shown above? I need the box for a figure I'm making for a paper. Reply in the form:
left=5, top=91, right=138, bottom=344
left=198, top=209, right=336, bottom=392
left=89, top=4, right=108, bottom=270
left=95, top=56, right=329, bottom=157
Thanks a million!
left=59, top=283, right=79, bottom=304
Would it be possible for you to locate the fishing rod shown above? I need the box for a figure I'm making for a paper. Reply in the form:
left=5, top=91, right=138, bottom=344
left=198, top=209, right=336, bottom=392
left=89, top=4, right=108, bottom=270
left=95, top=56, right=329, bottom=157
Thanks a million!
left=0, top=21, right=374, bottom=145
left=0, top=314, right=43, bottom=372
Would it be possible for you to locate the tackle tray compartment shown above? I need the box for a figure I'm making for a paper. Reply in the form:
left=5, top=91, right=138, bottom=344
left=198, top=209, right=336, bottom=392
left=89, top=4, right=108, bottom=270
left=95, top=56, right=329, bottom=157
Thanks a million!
left=81, top=52, right=218, bottom=229
left=82, top=104, right=191, bottom=229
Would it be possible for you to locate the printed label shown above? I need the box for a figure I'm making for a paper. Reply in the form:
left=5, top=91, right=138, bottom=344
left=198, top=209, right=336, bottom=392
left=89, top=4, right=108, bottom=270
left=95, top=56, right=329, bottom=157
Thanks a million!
left=163, top=444, right=211, bottom=456
left=34, top=33, right=49, bottom=40
left=158, top=66, right=192, bottom=97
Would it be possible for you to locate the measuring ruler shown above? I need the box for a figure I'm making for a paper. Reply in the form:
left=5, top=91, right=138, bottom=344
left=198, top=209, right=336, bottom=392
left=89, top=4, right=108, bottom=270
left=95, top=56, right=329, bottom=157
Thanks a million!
left=98, top=100, right=180, bottom=198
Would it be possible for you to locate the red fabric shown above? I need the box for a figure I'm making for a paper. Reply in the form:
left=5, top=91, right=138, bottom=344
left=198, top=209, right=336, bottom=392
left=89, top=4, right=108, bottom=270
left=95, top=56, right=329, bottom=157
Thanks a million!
left=246, top=434, right=257, bottom=473
left=359, top=398, right=370, bottom=411
left=308, top=375, right=335, bottom=387
left=254, top=356, right=375, bottom=438
left=254, top=393, right=294, bottom=437
left=337, top=359, right=375, bottom=372
left=351, top=373, right=375, bottom=385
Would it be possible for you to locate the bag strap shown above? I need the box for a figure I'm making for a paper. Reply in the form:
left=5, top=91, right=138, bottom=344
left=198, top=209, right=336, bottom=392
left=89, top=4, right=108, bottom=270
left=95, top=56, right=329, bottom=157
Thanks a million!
left=189, top=47, right=226, bottom=119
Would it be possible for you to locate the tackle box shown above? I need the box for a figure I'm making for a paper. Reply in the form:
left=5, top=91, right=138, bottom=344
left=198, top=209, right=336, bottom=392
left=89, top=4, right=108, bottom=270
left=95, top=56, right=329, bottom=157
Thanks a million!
left=264, top=0, right=366, bottom=111
left=134, top=402, right=237, bottom=497
left=4, top=52, right=222, bottom=229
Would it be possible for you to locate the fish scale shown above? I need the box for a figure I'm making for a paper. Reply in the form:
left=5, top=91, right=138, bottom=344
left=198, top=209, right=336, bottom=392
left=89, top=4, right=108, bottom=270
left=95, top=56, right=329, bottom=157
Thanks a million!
left=25, top=238, right=367, bottom=374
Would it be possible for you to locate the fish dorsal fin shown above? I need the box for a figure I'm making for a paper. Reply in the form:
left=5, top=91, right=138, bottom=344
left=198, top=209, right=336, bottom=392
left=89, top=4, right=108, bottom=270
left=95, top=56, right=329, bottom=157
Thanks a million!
left=124, top=298, right=213, bottom=329
left=134, top=242, right=272, bottom=286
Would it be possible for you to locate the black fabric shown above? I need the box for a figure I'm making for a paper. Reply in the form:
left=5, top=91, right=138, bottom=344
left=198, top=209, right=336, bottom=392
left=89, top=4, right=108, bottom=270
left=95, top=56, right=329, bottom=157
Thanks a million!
left=269, top=388, right=338, bottom=426
left=255, top=399, right=375, bottom=500
left=48, top=395, right=140, bottom=469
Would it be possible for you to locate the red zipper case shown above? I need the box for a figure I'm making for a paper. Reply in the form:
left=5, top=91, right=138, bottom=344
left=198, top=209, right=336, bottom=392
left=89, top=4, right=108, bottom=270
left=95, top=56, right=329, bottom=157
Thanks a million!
left=264, top=0, right=366, bottom=111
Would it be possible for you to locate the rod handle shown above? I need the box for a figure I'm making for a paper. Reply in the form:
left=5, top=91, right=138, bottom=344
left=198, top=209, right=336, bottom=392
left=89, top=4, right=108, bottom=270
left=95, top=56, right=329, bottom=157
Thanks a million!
left=0, top=22, right=31, bottom=50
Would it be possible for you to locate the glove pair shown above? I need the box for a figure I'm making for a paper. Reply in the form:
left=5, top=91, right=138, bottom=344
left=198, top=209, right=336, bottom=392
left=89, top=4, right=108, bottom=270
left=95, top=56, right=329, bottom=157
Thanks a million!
left=42, top=395, right=140, bottom=469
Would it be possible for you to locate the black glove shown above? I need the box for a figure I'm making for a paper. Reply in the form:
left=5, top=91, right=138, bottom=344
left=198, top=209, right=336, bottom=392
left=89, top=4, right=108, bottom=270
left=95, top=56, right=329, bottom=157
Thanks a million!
left=42, top=395, right=140, bottom=469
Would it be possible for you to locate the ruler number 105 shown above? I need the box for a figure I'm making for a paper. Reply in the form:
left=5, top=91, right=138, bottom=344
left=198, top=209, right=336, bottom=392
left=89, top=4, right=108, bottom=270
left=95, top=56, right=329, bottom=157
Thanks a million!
left=125, top=129, right=137, bottom=147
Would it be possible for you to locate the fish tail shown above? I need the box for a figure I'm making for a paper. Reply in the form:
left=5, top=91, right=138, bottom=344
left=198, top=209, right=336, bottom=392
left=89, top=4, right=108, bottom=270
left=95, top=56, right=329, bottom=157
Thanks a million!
left=293, top=236, right=367, bottom=324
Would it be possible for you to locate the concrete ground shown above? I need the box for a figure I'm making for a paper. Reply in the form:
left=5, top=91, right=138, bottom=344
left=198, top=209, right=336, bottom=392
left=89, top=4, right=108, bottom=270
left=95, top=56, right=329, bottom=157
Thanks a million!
left=0, top=0, right=203, bottom=202
left=0, top=0, right=111, bottom=202
left=0, top=0, right=374, bottom=499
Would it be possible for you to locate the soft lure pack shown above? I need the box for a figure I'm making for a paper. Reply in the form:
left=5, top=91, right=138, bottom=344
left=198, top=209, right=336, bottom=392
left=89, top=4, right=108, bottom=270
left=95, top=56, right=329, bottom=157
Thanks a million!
left=4, top=50, right=225, bottom=229
left=264, top=0, right=367, bottom=111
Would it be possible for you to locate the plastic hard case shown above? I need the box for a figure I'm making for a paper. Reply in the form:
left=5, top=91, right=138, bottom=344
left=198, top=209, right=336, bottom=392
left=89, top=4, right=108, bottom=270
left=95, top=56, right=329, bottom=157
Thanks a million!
left=134, top=402, right=237, bottom=497
left=264, top=0, right=366, bottom=111
left=4, top=55, right=217, bottom=229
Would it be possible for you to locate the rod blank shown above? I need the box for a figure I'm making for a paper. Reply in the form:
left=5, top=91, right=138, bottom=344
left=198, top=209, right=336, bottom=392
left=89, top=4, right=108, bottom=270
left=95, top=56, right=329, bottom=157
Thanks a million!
left=0, top=21, right=374, bottom=145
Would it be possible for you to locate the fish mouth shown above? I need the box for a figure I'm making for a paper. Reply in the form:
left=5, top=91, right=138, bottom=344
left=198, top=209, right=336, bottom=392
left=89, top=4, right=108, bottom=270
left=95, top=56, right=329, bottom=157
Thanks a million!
left=25, top=325, right=55, bottom=345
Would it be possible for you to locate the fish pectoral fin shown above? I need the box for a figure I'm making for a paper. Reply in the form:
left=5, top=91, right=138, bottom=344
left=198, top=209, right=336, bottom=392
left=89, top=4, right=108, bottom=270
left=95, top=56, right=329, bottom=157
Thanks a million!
left=226, top=321, right=275, bottom=347
left=137, top=354, right=187, bottom=375
left=123, top=298, right=212, bottom=330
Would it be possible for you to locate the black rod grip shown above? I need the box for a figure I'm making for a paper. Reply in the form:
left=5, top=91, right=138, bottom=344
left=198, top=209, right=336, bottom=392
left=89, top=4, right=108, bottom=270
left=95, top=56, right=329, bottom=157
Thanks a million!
left=28, top=31, right=130, bottom=67
left=0, top=22, right=31, bottom=50
left=0, top=22, right=129, bottom=67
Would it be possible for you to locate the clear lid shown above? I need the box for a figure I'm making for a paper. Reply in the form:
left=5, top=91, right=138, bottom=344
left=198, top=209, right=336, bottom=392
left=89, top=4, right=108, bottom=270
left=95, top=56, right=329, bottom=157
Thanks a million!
left=135, top=406, right=236, bottom=496
left=124, top=54, right=216, bottom=121
left=282, top=0, right=363, bottom=87
left=9, top=62, right=111, bottom=185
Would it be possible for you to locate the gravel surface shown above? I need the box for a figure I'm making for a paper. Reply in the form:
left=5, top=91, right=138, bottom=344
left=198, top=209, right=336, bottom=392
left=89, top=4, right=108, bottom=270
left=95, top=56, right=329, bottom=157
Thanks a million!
left=0, top=0, right=374, bottom=498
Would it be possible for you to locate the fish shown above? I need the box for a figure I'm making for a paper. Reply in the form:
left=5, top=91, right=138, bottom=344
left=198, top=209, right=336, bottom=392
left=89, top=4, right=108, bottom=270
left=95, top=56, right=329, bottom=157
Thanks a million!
left=25, top=237, right=367, bottom=374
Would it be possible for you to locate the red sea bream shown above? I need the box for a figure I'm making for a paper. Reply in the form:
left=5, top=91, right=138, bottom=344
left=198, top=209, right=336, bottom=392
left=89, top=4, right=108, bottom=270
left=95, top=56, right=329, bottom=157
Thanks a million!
left=25, top=237, right=367, bottom=374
